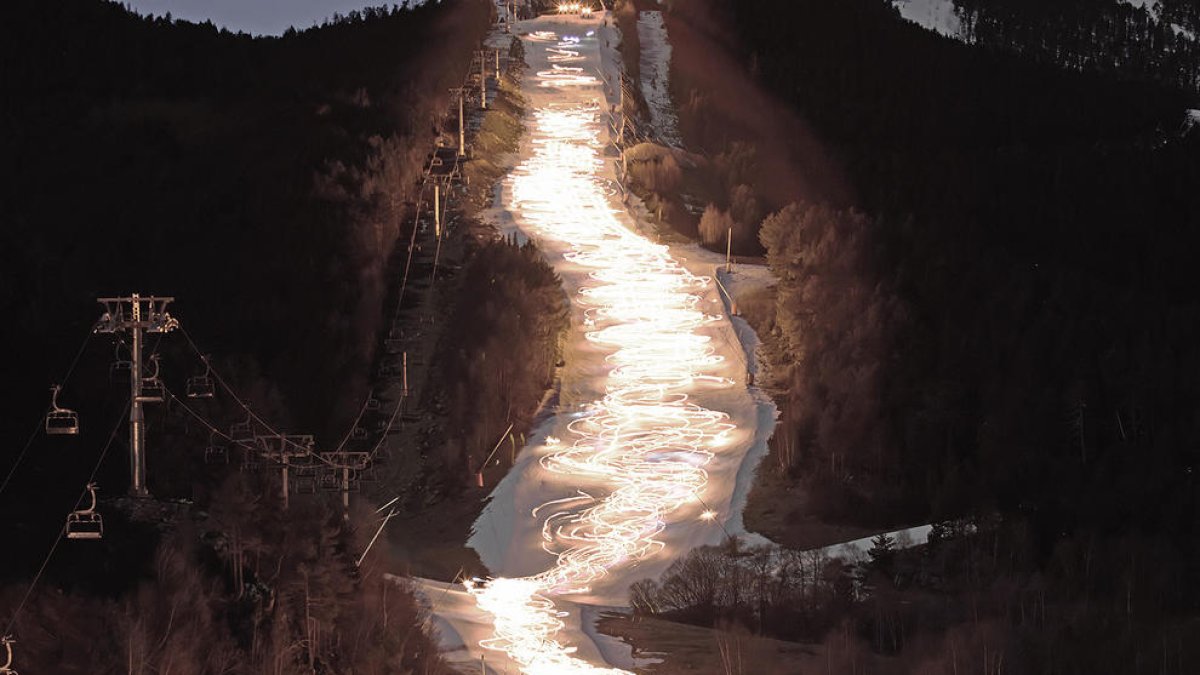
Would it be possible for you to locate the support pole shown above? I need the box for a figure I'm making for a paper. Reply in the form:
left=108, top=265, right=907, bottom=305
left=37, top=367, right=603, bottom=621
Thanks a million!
left=97, top=294, right=177, bottom=497
left=342, top=465, right=351, bottom=520
left=496, top=48, right=501, bottom=79
left=726, top=227, right=733, bottom=274
left=480, top=53, right=487, bottom=110
left=402, top=352, right=409, bottom=398
left=434, top=184, right=441, bottom=238
left=129, top=296, right=147, bottom=498
left=281, top=447, right=290, bottom=510
left=458, top=93, right=466, bottom=157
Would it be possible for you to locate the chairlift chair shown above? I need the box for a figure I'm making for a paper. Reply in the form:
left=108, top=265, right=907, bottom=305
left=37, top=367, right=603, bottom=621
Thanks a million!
left=65, top=483, right=103, bottom=540
left=45, top=385, right=79, bottom=436
left=239, top=455, right=261, bottom=472
left=109, top=343, right=132, bottom=381
left=136, top=354, right=166, bottom=403
left=350, top=426, right=368, bottom=442
left=187, top=357, right=215, bottom=399
left=204, top=444, right=229, bottom=465
left=230, top=413, right=255, bottom=444
left=1, top=634, right=16, bottom=675
left=359, top=465, right=380, bottom=484
left=293, top=465, right=318, bottom=494
left=318, top=472, right=340, bottom=493
left=365, top=394, right=381, bottom=412
left=204, top=432, right=228, bottom=464
left=295, top=473, right=317, bottom=495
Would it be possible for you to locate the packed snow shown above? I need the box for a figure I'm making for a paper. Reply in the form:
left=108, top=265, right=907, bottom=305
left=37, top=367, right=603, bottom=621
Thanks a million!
left=636, top=11, right=683, bottom=147
left=424, top=9, right=776, bottom=673
left=891, top=0, right=963, bottom=38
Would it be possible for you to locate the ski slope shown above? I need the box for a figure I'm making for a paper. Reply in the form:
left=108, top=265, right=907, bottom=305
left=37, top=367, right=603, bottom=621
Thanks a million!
left=424, top=10, right=776, bottom=674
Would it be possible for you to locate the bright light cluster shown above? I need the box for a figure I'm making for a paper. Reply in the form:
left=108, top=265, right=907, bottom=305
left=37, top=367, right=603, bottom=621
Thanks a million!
left=557, top=2, right=593, bottom=16
left=466, top=31, right=735, bottom=674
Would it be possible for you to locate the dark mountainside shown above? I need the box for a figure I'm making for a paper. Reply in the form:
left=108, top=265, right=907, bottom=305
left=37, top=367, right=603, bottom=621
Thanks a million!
left=0, top=1, right=523, bottom=672
left=950, top=0, right=1200, bottom=95
left=627, top=0, right=1200, bottom=670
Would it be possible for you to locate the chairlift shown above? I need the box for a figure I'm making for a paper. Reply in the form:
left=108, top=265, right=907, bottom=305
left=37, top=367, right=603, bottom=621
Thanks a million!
left=65, top=483, right=103, bottom=540
left=204, top=444, right=228, bottom=465
left=291, top=465, right=317, bottom=494
left=45, top=385, right=79, bottom=436
left=1, top=634, right=16, bottom=675
left=230, top=412, right=255, bottom=444
left=109, top=342, right=132, bottom=381
left=359, top=465, right=380, bottom=484
left=136, top=354, right=165, bottom=403
left=187, top=355, right=215, bottom=399
left=318, top=473, right=340, bottom=493
left=239, top=449, right=261, bottom=472
left=295, top=473, right=317, bottom=495
left=204, top=431, right=228, bottom=464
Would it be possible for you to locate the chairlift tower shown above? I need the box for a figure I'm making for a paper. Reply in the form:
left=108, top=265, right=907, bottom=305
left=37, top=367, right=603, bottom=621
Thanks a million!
left=255, top=434, right=315, bottom=510
left=94, top=294, right=179, bottom=498
left=450, top=87, right=468, bottom=157
left=320, top=451, right=371, bottom=519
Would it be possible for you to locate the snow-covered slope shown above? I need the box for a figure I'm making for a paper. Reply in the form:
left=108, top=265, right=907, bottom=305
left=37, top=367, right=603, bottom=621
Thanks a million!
left=424, top=9, right=776, bottom=673
left=891, top=0, right=962, bottom=38
left=636, top=11, right=683, bottom=146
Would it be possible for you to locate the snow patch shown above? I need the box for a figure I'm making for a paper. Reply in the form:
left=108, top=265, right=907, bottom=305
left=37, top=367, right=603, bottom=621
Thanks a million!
left=636, top=11, right=683, bottom=147
left=1184, top=109, right=1200, bottom=134
left=892, top=0, right=963, bottom=38
left=819, top=525, right=935, bottom=564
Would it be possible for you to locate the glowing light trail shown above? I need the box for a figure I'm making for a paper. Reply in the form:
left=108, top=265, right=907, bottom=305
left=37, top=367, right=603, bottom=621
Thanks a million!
left=466, top=30, right=735, bottom=674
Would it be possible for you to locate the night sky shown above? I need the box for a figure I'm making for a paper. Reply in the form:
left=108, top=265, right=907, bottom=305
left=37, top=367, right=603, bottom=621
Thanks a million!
left=119, top=0, right=432, bottom=36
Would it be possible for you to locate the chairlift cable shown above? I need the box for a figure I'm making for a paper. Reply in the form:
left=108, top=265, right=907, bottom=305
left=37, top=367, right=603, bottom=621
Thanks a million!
left=176, top=326, right=287, bottom=441
left=1, top=397, right=128, bottom=639
left=159, top=385, right=233, bottom=443
left=0, top=328, right=95, bottom=501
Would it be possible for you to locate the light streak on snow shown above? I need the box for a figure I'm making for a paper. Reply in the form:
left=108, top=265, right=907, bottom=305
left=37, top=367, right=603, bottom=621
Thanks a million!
left=466, top=30, right=735, bottom=674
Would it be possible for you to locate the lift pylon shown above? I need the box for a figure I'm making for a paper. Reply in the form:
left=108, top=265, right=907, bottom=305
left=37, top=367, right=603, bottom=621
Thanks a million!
left=94, top=294, right=179, bottom=497
left=256, top=434, right=315, bottom=509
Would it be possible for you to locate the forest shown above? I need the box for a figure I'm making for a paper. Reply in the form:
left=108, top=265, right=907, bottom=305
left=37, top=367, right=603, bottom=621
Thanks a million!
left=948, top=0, right=1200, bottom=95
left=0, top=0, right=560, bottom=671
left=641, top=0, right=1200, bottom=670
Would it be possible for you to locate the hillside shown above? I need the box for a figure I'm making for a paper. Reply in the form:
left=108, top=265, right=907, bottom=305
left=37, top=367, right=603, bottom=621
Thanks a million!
left=0, top=1, right=498, bottom=671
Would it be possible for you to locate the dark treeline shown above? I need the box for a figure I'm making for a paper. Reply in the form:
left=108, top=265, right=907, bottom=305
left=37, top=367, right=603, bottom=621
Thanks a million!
left=635, top=518, right=1200, bottom=672
left=656, top=0, right=1200, bottom=669
left=430, top=237, right=567, bottom=491
left=1, top=479, right=449, bottom=673
left=949, top=0, right=1200, bottom=94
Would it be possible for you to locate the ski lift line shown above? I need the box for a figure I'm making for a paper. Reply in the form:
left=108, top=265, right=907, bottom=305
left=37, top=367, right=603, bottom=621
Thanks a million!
left=1, top=397, right=129, bottom=639
left=330, top=388, right=384, bottom=456
left=175, top=326, right=288, bottom=441
left=0, top=327, right=96, bottom=502
left=0, top=418, right=45, bottom=504
left=395, top=185, right=428, bottom=316
left=159, top=385, right=234, bottom=443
